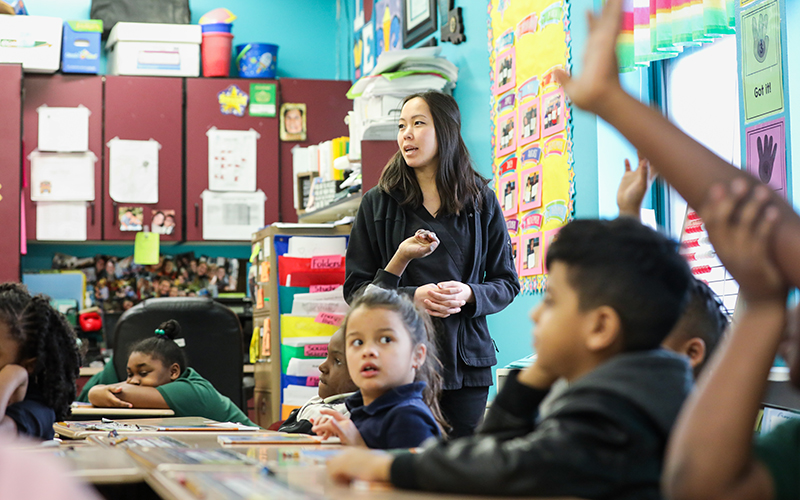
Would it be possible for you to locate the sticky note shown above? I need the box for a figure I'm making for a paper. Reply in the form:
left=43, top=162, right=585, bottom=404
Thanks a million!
left=310, top=255, right=343, bottom=270
left=249, top=327, right=260, bottom=363
left=310, top=284, right=339, bottom=293
left=315, top=312, right=344, bottom=326
left=261, top=318, right=271, bottom=357
left=133, top=232, right=159, bottom=265
left=304, top=344, right=328, bottom=357
left=250, top=243, right=261, bottom=264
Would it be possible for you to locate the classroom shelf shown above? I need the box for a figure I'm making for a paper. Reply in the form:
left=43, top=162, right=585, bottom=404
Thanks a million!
left=297, top=192, right=361, bottom=224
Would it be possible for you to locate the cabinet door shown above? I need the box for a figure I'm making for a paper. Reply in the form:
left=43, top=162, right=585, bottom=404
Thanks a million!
left=0, top=64, right=21, bottom=281
left=103, top=76, right=183, bottom=241
left=22, top=74, right=103, bottom=240
left=361, top=140, right=400, bottom=192
left=278, top=79, right=352, bottom=223
left=185, top=78, right=280, bottom=241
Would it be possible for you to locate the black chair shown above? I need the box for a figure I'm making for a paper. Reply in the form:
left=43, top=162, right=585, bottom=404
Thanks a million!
left=112, top=297, right=245, bottom=410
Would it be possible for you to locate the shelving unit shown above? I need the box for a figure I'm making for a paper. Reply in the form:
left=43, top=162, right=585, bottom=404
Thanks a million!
left=297, top=193, right=362, bottom=224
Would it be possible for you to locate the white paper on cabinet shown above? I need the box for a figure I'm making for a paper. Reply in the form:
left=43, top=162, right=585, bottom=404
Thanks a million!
left=37, top=105, right=90, bottom=153
left=108, top=138, right=160, bottom=204
left=201, top=189, right=266, bottom=241
left=207, top=128, right=258, bottom=192
left=36, top=202, right=87, bottom=241
left=30, top=151, right=96, bottom=202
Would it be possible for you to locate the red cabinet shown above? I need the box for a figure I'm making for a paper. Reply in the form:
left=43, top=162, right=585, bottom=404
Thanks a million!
left=184, top=78, right=280, bottom=241
left=0, top=64, right=22, bottom=281
left=361, top=140, right=400, bottom=192
left=278, top=79, right=353, bottom=223
left=103, top=76, right=183, bottom=241
left=22, top=74, right=104, bottom=240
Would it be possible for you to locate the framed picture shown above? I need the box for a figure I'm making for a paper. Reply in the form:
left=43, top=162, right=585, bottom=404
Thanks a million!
left=499, top=171, right=518, bottom=218
left=518, top=99, right=540, bottom=146
left=280, top=103, right=307, bottom=142
left=496, top=111, right=517, bottom=158
left=519, top=166, right=543, bottom=212
left=541, top=89, right=566, bottom=138
left=403, top=0, right=437, bottom=48
left=494, top=47, right=516, bottom=96
left=520, top=232, right=543, bottom=276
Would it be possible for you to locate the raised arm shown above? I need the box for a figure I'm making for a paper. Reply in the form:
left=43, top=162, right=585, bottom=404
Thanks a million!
left=557, top=0, right=800, bottom=288
left=664, top=181, right=785, bottom=500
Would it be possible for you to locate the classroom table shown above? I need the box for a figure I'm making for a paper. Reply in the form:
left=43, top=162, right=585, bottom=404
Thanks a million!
left=68, top=406, right=176, bottom=419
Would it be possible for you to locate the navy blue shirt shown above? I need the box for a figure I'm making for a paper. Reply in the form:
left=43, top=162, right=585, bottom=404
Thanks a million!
left=346, top=381, right=440, bottom=449
left=6, top=381, right=56, bottom=440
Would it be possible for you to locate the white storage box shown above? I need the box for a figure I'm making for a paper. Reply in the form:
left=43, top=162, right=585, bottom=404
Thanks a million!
left=0, top=15, right=63, bottom=73
left=106, top=22, right=201, bottom=77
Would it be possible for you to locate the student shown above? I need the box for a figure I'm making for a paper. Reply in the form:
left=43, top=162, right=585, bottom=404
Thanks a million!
left=311, top=287, right=445, bottom=449
left=0, top=284, right=80, bottom=440
left=327, top=217, right=694, bottom=497
left=279, top=328, right=358, bottom=434
left=663, top=182, right=792, bottom=500
left=87, top=320, right=256, bottom=427
left=555, top=0, right=800, bottom=289
left=344, top=91, right=520, bottom=437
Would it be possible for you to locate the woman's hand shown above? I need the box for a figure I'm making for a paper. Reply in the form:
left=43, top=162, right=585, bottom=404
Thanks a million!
left=414, top=281, right=473, bottom=318
left=700, top=179, right=785, bottom=305
left=386, top=230, right=440, bottom=277
left=554, top=0, right=625, bottom=115
left=327, top=448, right=394, bottom=484
left=87, top=383, right=133, bottom=408
left=312, top=409, right=366, bottom=446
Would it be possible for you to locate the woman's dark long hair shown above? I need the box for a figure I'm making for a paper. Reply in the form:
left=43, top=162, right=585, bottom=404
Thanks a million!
left=378, top=91, right=488, bottom=216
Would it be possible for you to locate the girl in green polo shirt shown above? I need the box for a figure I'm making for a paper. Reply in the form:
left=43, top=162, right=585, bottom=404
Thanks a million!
left=87, top=320, right=256, bottom=427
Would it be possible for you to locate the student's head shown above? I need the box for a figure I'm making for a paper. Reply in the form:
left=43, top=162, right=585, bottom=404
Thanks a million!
left=380, top=91, right=487, bottom=217
left=216, top=267, right=227, bottom=279
left=197, top=262, right=208, bottom=277
left=0, top=283, right=80, bottom=421
left=318, top=329, right=358, bottom=399
left=342, top=287, right=447, bottom=429
left=163, top=260, right=175, bottom=274
left=661, top=279, right=728, bottom=378
left=164, top=214, right=175, bottom=227
left=284, top=108, right=303, bottom=134
left=151, top=211, right=165, bottom=227
left=533, top=218, right=691, bottom=380
left=126, top=320, right=186, bottom=387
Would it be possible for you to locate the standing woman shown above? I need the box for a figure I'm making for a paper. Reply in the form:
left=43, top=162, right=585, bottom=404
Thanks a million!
left=344, top=91, right=519, bottom=437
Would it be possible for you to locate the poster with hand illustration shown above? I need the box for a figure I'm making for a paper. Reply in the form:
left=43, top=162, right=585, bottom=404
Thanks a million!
left=746, top=117, right=786, bottom=199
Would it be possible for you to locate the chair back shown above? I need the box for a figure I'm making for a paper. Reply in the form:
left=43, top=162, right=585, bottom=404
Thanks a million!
left=112, top=297, right=244, bottom=409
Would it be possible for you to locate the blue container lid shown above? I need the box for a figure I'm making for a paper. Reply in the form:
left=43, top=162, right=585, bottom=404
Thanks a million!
left=201, top=22, right=233, bottom=33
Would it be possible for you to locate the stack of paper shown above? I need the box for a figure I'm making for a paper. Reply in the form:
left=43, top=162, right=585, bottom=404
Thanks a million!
left=348, top=47, right=459, bottom=142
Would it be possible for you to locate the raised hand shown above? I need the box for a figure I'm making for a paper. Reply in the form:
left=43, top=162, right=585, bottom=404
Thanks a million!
left=397, top=229, right=440, bottom=261
left=617, top=153, right=651, bottom=218
left=554, top=0, right=624, bottom=115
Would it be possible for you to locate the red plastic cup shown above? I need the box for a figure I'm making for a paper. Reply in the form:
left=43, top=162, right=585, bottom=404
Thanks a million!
left=202, top=32, right=234, bottom=77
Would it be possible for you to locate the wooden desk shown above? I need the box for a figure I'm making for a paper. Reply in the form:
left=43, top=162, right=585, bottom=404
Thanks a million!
left=44, top=446, right=145, bottom=484
left=54, top=416, right=262, bottom=440
left=79, top=364, right=256, bottom=377
left=69, top=406, right=175, bottom=419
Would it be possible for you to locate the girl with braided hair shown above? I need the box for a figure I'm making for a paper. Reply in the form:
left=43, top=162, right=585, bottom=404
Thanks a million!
left=88, top=320, right=256, bottom=427
left=0, top=283, right=80, bottom=439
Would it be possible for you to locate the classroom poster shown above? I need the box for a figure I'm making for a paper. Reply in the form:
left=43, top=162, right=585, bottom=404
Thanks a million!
left=740, top=0, right=784, bottom=122
left=489, top=0, right=574, bottom=294
left=745, top=117, right=786, bottom=199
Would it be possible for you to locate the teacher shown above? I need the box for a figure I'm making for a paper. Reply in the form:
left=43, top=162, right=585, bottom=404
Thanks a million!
left=344, top=91, right=519, bottom=437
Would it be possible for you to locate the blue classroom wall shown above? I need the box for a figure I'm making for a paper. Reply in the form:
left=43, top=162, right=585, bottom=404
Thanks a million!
left=26, top=0, right=344, bottom=79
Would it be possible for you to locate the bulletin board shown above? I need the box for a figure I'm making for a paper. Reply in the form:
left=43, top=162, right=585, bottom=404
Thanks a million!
left=488, top=0, right=574, bottom=294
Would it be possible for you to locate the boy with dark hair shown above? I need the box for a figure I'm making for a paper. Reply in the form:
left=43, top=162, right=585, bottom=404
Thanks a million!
left=327, top=217, right=694, bottom=499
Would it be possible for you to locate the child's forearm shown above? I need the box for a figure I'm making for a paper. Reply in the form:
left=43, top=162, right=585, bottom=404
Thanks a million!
left=0, top=365, right=28, bottom=417
left=664, top=301, right=785, bottom=499
left=599, top=89, right=800, bottom=288
left=113, top=385, right=170, bottom=409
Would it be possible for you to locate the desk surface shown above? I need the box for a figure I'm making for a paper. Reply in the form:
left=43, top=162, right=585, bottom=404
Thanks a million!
left=70, top=406, right=175, bottom=418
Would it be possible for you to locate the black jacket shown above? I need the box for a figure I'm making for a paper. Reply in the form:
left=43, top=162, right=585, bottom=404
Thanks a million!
left=390, top=349, right=693, bottom=498
left=344, top=185, right=519, bottom=389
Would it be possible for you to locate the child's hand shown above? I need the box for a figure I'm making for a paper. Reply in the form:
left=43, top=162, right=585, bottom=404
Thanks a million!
left=327, top=448, right=394, bottom=484
left=397, top=229, right=440, bottom=261
left=700, top=179, right=786, bottom=304
left=617, top=153, right=651, bottom=218
left=311, top=409, right=366, bottom=446
left=555, top=0, right=624, bottom=115
left=0, top=365, right=29, bottom=406
left=87, top=384, right=133, bottom=408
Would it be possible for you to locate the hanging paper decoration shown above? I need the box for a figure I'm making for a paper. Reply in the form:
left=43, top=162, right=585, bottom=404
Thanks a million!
left=489, top=0, right=575, bottom=294
left=616, top=0, right=736, bottom=73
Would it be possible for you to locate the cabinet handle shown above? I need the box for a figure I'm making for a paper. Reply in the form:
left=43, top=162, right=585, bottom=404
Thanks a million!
left=89, top=202, right=95, bottom=225
left=195, top=203, right=199, bottom=227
